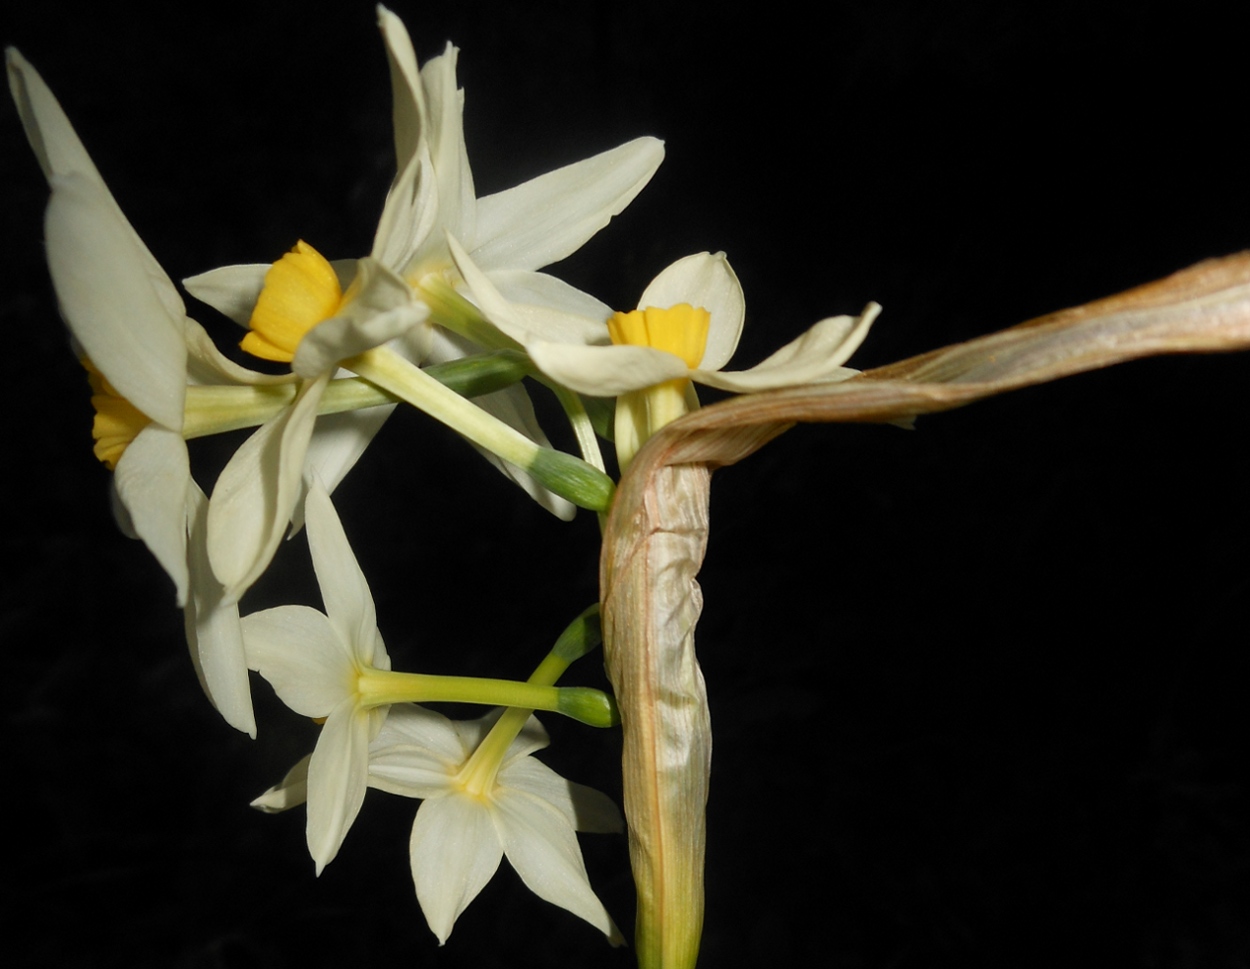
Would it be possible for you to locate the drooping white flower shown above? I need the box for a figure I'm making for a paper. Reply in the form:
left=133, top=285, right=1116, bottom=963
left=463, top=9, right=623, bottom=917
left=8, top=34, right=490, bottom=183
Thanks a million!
left=241, top=480, right=390, bottom=873
left=6, top=48, right=301, bottom=736
left=185, top=7, right=663, bottom=598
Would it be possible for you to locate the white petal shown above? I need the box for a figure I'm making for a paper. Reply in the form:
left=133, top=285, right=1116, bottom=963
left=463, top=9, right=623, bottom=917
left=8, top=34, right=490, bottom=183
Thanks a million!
left=113, top=424, right=190, bottom=604
left=500, top=759, right=622, bottom=834
left=410, top=794, right=503, bottom=944
left=493, top=788, right=623, bottom=943
left=694, top=303, right=881, bottom=392
left=445, top=232, right=531, bottom=344
left=9, top=50, right=182, bottom=324
left=421, top=44, right=475, bottom=244
left=640, top=252, right=744, bottom=372
left=373, top=704, right=467, bottom=762
left=7, top=49, right=104, bottom=186
left=241, top=605, right=354, bottom=716
left=252, top=755, right=310, bottom=813
left=295, top=404, right=397, bottom=525
left=184, top=486, right=255, bottom=737
left=303, top=482, right=385, bottom=668
left=472, top=137, right=665, bottom=273
left=368, top=745, right=458, bottom=799
left=292, top=258, right=429, bottom=379
left=528, top=340, right=689, bottom=396
left=482, top=269, right=612, bottom=346
left=499, top=713, right=551, bottom=763
left=377, top=5, right=426, bottom=173
left=207, top=371, right=330, bottom=603
left=306, top=699, right=372, bottom=874
left=374, top=150, right=439, bottom=272
left=183, top=317, right=290, bottom=387
left=182, top=263, right=269, bottom=326
left=45, top=174, right=186, bottom=430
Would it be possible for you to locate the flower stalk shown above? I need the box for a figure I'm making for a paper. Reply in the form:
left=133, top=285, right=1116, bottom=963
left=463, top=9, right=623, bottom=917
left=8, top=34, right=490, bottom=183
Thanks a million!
left=345, top=344, right=615, bottom=512
left=355, top=666, right=617, bottom=727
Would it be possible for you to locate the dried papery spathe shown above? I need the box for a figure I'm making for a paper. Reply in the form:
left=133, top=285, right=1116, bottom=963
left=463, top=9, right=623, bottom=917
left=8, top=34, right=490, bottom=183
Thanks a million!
left=602, top=251, right=1250, bottom=968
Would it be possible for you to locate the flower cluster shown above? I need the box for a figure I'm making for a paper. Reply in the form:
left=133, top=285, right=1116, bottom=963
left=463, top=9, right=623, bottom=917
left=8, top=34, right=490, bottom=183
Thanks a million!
left=10, top=3, right=877, bottom=957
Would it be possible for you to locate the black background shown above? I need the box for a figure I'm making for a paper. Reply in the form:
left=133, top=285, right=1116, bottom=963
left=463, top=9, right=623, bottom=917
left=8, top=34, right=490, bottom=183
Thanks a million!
left=4, top=1, right=1249, bottom=967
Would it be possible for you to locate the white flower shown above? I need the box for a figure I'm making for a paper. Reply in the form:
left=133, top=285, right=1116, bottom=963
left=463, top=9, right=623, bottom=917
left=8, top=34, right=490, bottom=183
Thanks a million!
left=455, top=248, right=880, bottom=464
left=253, top=703, right=624, bottom=944
left=242, top=480, right=390, bottom=873
left=6, top=48, right=294, bottom=736
left=185, top=7, right=664, bottom=598
left=521, top=252, right=880, bottom=395
left=372, top=706, right=623, bottom=945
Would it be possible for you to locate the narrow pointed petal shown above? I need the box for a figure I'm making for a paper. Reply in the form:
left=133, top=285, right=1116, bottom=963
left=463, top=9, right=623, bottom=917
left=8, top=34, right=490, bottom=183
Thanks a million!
left=182, top=264, right=269, bottom=326
left=640, top=252, right=744, bottom=372
left=241, top=605, right=354, bottom=715
left=502, top=758, right=623, bottom=834
left=252, top=755, right=311, bottom=813
left=410, top=795, right=503, bottom=944
left=184, top=317, right=291, bottom=387
left=472, top=137, right=665, bottom=273
left=207, top=372, right=331, bottom=602
left=185, top=487, right=256, bottom=736
left=694, top=304, right=881, bottom=392
left=113, top=424, right=190, bottom=604
left=373, top=704, right=465, bottom=756
left=377, top=5, right=426, bottom=171
left=374, top=150, right=440, bottom=272
left=307, top=700, right=371, bottom=874
left=45, top=174, right=186, bottom=430
left=295, top=404, right=397, bottom=524
left=303, top=483, right=385, bottom=668
left=528, top=341, right=688, bottom=396
left=368, top=745, right=459, bottom=799
left=8, top=49, right=179, bottom=320
left=494, top=789, right=623, bottom=944
left=488, top=269, right=614, bottom=345
left=7, top=48, right=104, bottom=185
left=421, top=45, right=475, bottom=244
left=444, top=232, right=531, bottom=343
left=449, top=233, right=609, bottom=345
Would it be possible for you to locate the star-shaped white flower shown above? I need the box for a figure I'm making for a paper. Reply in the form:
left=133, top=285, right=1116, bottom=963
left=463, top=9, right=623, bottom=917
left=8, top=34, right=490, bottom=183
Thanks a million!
left=185, top=7, right=663, bottom=600
left=242, top=480, right=390, bottom=873
left=254, top=703, right=623, bottom=943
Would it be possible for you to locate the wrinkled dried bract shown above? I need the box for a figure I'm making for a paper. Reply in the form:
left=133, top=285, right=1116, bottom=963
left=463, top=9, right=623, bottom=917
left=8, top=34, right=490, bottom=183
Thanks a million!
left=601, top=251, right=1250, bottom=968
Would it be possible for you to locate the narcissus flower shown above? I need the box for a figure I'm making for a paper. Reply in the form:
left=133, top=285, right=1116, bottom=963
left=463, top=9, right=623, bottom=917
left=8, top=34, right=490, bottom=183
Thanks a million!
left=243, top=482, right=618, bottom=871
left=242, top=481, right=393, bottom=873
left=254, top=703, right=623, bottom=943
left=186, top=7, right=660, bottom=584
left=371, top=705, right=623, bottom=945
left=455, top=248, right=881, bottom=465
left=7, top=48, right=296, bottom=736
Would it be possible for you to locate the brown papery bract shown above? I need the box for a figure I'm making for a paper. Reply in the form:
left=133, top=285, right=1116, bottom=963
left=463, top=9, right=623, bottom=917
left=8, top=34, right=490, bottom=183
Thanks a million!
left=601, top=251, right=1250, bottom=969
